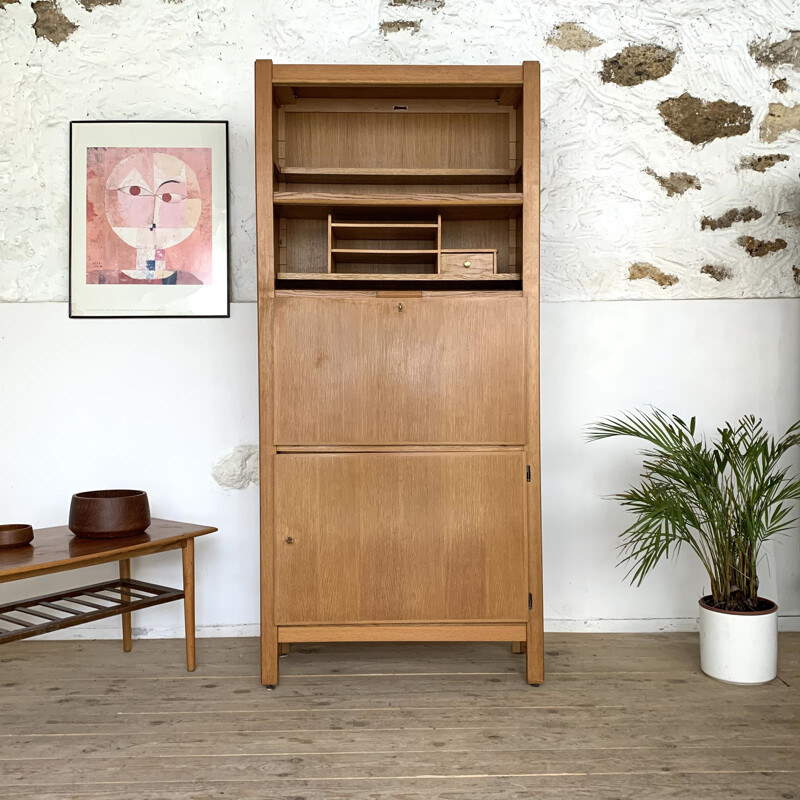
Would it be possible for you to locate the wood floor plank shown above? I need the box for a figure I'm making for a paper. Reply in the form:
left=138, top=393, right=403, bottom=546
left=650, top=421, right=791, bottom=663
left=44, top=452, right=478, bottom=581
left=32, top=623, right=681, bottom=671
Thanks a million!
left=2, top=719, right=799, bottom=760
left=3, top=634, right=796, bottom=679
left=1, top=700, right=794, bottom=737
left=1, top=671, right=793, bottom=713
left=0, top=634, right=708, bottom=669
left=2, top=772, right=799, bottom=800
left=4, top=746, right=800, bottom=785
left=1, top=635, right=799, bottom=800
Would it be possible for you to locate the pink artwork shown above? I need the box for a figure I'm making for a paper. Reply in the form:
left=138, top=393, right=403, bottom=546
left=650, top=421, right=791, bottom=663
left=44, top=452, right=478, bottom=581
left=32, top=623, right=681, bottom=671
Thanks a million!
left=85, top=147, right=213, bottom=286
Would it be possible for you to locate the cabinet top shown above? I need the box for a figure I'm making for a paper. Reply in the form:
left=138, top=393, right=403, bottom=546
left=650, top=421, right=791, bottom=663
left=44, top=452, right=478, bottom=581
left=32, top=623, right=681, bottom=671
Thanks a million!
left=262, top=63, right=530, bottom=87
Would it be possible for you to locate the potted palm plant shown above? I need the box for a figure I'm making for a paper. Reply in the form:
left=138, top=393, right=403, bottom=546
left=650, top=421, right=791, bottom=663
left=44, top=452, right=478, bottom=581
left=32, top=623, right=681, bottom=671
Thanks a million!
left=587, top=409, right=800, bottom=684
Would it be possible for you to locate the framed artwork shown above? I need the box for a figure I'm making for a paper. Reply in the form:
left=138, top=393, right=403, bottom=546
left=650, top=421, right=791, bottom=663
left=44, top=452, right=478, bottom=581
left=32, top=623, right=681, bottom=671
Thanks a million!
left=69, top=121, right=229, bottom=318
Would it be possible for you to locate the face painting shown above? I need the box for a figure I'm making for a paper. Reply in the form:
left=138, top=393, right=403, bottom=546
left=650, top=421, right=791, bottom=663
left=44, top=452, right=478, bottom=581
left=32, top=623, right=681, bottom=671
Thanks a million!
left=104, top=152, right=202, bottom=279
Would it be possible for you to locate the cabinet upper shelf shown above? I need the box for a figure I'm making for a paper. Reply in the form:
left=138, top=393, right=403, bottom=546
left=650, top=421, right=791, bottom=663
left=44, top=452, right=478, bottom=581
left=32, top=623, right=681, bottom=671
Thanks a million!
left=276, top=166, right=522, bottom=185
left=276, top=272, right=522, bottom=282
left=273, top=192, right=523, bottom=218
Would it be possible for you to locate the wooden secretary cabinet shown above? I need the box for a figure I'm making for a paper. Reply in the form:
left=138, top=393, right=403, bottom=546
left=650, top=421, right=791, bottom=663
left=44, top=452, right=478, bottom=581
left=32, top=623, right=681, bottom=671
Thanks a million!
left=255, top=62, right=542, bottom=685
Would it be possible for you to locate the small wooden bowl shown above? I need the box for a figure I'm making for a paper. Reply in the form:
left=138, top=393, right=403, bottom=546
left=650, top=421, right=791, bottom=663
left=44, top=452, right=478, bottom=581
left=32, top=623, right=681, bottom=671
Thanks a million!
left=0, top=524, right=34, bottom=548
left=69, top=490, right=151, bottom=539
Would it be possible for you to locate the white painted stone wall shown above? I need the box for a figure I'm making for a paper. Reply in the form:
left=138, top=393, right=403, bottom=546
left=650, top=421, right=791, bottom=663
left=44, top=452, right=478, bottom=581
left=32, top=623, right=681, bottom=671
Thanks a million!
left=0, top=0, right=798, bottom=301
left=1, top=0, right=800, bottom=638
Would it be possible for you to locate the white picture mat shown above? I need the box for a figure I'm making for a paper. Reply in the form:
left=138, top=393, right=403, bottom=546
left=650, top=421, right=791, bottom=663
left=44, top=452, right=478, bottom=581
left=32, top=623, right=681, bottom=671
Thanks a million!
left=70, top=121, right=228, bottom=317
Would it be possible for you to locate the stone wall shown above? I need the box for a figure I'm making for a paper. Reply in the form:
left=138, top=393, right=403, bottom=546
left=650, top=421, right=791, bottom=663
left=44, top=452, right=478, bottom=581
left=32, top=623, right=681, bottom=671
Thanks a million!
left=1, top=0, right=798, bottom=301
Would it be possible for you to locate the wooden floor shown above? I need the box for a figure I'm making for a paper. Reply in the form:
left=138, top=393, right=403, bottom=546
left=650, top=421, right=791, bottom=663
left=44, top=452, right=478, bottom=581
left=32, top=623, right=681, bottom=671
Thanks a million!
left=0, top=634, right=798, bottom=799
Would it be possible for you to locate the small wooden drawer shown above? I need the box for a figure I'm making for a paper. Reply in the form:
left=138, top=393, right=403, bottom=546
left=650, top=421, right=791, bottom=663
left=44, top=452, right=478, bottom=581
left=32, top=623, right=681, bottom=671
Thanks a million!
left=440, top=249, right=496, bottom=275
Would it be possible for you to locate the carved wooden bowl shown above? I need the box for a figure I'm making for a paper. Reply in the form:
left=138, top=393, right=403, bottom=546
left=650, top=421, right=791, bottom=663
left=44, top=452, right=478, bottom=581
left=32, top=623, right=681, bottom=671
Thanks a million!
left=0, top=524, right=34, bottom=548
left=69, top=490, right=151, bottom=539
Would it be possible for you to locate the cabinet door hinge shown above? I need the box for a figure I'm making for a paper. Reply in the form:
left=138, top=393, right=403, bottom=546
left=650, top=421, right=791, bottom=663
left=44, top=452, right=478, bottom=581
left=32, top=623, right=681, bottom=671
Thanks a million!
left=526, top=465, right=531, bottom=482
left=528, top=592, right=533, bottom=610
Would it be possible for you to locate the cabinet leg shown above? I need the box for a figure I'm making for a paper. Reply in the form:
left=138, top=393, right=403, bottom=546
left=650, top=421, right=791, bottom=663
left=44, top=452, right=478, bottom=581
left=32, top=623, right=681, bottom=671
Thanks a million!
left=511, top=641, right=526, bottom=654
left=119, top=559, right=132, bottom=653
left=262, top=626, right=279, bottom=686
left=182, top=539, right=196, bottom=672
left=525, top=618, right=544, bottom=685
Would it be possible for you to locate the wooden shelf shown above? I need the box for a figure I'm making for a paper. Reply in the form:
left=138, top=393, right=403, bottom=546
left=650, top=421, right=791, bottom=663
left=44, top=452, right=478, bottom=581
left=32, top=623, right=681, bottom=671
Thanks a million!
left=331, top=249, right=438, bottom=264
left=277, top=167, right=520, bottom=184
left=277, top=272, right=521, bottom=282
left=331, top=222, right=440, bottom=240
left=275, top=192, right=522, bottom=206
left=275, top=193, right=523, bottom=219
left=0, top=578, right=183, bottom=645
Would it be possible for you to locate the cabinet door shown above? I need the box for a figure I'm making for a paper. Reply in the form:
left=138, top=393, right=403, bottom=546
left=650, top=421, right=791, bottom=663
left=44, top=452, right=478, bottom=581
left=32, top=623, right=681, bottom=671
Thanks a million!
left=274, top=453, right=527, bottom=625
left=273, top=296, right=525, bottom=445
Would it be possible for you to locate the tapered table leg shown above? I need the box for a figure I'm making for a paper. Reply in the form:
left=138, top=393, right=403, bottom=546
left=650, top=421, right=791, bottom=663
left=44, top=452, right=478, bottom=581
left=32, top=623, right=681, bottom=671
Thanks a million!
left=182, top=539, right=196, bottom=672
left=119, top=559, right=132, bottom=652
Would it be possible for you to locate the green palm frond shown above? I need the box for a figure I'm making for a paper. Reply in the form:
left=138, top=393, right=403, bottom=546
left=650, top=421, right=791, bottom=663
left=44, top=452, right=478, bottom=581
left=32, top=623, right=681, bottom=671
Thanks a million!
left=588, top=409, right=800, bottom=609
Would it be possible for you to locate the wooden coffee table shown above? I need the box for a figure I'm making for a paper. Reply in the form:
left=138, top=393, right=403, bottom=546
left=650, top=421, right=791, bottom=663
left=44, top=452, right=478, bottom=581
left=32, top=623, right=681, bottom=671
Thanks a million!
left=0, top=520, right=216, bottom=671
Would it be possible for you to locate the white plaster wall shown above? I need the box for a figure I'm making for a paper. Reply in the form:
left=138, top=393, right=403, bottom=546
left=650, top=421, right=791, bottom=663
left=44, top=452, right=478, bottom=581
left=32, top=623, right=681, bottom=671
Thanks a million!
left=0, top=0, right=799, bottom=302
left=541, top=297, right=800, bottom=631
left=1, top=300, right=798, bottom=638
left=0, top=304, right=262, bottom=638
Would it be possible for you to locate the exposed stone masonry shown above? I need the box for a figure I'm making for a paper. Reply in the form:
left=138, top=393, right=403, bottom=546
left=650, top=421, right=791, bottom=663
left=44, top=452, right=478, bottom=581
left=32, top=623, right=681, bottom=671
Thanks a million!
left=629, top=262, right=679, bottom=287
left=658, top=94, right=753, bottom=146
left=601, top=45, right=676, bottom=86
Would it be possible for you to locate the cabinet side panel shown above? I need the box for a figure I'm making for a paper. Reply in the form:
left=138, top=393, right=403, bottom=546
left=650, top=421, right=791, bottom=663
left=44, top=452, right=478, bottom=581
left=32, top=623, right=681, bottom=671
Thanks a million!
left=522, top=60, right=543, bottom=683
left=255, top=59, right=278, bottom=685
left=274, top=453, right=527, bottom=624
left=273, top=296, right=526, bottom=445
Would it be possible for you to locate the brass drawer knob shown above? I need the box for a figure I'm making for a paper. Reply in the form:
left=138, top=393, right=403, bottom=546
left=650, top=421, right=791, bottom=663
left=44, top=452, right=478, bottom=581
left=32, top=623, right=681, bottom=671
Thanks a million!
left=285, top=536, right=295, bottom=544
left=463, top=260, right=471, bottom=268
left=397, top=302, right=403, bottom=312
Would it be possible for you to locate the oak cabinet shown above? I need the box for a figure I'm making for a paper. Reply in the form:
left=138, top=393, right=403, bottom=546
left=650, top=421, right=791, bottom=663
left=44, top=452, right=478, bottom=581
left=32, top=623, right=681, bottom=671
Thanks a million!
left=256, top=62, right=542, bottom=685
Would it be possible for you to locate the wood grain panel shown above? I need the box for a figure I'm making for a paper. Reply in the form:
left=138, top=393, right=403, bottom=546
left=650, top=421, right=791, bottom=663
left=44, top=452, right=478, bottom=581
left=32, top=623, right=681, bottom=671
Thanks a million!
left=278, top=623, right=527, bottom=642
left=284, top=217, right=328, bottom=273
left=522, top=60, right=543, bottom=684
left=274, top=453, right=527, bottom=624
left=272, top=63, right=523, bottom=87
left=277, top=445, right=523, bottom=453
left=274, top=289, right=523, bottom=298
left=276, top=272, right=520, bottom=282
left=254, top=58, right=279, bottom=686
left=279, top=167, right=516, bottom=183
left=285, top=112, right=509, bottom=169
left=273, top=296, right=525, bottom=445
left=0, top=521, right=215, bottom=583
left=274, top=192, right=522, bottom=209
left=283, top=181, right=512, bottom=194
left=284, top=98, right=513, bottom=115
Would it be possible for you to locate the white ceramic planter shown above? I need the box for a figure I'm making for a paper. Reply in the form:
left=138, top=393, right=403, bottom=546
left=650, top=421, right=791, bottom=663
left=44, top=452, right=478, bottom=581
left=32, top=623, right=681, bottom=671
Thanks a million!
left=698, top=596, right=778, bottom=684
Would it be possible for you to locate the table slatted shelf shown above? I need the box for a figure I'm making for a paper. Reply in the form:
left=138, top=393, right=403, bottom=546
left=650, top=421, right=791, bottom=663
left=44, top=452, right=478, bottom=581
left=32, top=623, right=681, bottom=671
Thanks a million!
left=0, top=578, right=184, bottom=645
